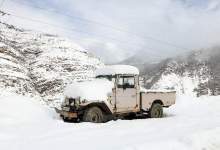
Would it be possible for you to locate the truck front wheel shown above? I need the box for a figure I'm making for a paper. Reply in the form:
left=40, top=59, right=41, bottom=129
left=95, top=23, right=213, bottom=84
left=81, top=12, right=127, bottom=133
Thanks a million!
left=149, top=103, right=163, bottom=118
left=83, top=107, right=104, bottom=123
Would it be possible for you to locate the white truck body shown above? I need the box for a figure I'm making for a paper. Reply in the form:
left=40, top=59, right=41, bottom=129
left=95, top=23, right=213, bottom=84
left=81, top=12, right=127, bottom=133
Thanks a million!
left=57, top=65, right=176, bottom=122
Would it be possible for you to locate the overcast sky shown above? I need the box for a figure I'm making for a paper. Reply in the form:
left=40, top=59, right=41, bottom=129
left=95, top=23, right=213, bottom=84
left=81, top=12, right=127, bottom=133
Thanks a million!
left=1, top=0, right=220, bottom=63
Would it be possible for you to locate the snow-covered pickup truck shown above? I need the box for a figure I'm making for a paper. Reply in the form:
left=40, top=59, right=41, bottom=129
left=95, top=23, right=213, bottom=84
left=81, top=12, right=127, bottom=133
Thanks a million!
left=56, top=65, right=176, bottom=123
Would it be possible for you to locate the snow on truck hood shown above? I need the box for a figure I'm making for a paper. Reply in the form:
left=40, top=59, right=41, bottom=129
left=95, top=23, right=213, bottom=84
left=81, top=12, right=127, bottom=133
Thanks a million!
left=64, top=79, right=114, bottom=101
left=95, top=65, right=139, bottom=76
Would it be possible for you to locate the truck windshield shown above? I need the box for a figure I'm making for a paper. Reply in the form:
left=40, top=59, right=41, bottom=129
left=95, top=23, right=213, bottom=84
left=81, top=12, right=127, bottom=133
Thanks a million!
left=118, top=76, right=135, bottom=88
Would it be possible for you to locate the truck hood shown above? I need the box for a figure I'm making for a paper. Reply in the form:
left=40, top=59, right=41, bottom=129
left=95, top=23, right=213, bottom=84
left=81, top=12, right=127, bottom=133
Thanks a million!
left=64, top=79, right=114, bottom=101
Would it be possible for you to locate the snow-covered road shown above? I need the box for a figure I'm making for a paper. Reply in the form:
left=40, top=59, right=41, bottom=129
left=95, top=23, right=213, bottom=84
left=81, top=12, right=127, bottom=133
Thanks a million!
left=0, top=95, right=220, bottom=150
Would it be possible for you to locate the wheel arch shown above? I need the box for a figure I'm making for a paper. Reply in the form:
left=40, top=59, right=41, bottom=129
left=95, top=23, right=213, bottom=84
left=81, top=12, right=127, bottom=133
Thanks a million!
left=152, top=99, right=164, bottom=106
left=84, top=102, right=112, bottom=115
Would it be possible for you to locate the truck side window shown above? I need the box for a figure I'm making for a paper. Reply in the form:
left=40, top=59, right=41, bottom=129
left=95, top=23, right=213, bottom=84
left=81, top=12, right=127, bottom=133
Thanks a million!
left=118, top=78, right=124, bottom=87
left=118, top=76, right=135, bottom=88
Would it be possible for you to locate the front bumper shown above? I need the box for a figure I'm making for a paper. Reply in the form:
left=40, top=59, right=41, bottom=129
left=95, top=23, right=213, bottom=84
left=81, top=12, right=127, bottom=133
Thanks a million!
left=55, top=108, right=78, bottom=119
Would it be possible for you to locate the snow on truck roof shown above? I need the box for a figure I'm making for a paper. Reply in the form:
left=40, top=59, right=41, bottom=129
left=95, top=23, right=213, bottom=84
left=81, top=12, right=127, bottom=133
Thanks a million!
left=95, top=65, right=139, bottom=76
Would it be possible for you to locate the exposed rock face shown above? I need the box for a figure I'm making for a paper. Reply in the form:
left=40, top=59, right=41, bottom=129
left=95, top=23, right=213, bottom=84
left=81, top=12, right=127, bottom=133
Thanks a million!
left=0, top=13, right=103, bottom=106
left=141, top=48, right=220, bottom=96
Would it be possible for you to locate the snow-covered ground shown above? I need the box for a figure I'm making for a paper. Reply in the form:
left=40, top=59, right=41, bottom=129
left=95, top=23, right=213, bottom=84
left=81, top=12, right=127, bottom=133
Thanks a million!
left=0, top=94, right=220, bottom=150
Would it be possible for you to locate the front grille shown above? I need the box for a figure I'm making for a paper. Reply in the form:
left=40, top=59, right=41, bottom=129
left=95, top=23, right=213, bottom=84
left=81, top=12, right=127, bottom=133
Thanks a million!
left=69, top=98, right=75, bottom=104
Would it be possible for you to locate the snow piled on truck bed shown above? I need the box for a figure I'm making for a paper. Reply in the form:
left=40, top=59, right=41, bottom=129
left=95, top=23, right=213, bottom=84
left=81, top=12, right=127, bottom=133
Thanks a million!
left=0, top=94, right=220, bottom=150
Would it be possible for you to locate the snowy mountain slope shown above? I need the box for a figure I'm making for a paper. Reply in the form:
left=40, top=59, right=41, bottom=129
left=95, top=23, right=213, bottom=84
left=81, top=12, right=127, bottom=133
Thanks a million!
left=0, top=44, right=38, bottom=96
left=0, top=94, right=220, bottom=150
left=139, top=48, right=220, bottom=97
left=0, top=12, right=103, bottom=106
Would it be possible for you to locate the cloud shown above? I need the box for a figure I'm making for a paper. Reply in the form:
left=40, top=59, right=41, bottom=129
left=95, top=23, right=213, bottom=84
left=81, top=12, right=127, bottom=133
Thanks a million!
left=1, top=0, right=220, bottom=63
left=80, top=38, right=135, bottom=64
left=1, top=0, right=76, bottom=36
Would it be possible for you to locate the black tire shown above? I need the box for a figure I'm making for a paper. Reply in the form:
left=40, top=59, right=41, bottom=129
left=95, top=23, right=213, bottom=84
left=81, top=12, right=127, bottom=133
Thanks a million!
left=83, top=107, right=104, bottom=123
left=62, top=116, right=71, bottom=122
left=149, top=103, right=163, bottom=118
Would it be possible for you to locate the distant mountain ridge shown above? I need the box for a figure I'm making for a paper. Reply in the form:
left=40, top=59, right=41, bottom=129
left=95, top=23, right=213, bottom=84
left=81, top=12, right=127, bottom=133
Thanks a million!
left=139, top=48, right=220, bottom=96
left=0, top=12, right=103, bottom=106
left=120, top=43, right=220, bottom=97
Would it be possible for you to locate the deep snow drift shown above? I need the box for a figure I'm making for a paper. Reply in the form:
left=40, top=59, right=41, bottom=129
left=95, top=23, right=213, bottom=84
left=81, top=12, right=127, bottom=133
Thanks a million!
left=0, top=95, right=54, bottom=125
left=0, top=94, right=220, bottom=150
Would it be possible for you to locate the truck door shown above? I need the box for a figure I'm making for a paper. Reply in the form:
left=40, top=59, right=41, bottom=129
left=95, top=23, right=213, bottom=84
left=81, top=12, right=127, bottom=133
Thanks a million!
left=116, top=76, right=138, bottom=113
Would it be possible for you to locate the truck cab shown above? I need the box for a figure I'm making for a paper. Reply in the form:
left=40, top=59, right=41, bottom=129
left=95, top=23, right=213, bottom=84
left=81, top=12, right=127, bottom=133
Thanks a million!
left=56, top=65, right=176, bottom=123
left=96, top=73, right=140, bottom=113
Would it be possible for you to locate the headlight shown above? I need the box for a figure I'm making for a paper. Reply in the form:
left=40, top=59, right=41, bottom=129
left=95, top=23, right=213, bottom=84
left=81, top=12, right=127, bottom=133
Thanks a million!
left=69, top=97, right=81, bottom=106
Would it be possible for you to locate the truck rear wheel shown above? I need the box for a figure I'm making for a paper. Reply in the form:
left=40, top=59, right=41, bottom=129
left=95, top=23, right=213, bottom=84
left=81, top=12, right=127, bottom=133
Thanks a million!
left=149, top=103, right=163, bottom=118
left=83, top=107, right=104, bottom=123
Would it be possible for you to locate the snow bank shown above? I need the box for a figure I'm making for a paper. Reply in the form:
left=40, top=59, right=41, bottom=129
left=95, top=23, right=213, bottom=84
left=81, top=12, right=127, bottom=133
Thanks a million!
left=169, top=94, right=220, bottom=117
left=64, top=79, right=114, bottom=101
left=188, top=127, right=220, bottom=150
left=95, top=65, right=139, bottom=76
left=0, top=95, right=54, bottom=125
left=0, top=95, right=220, bottom=150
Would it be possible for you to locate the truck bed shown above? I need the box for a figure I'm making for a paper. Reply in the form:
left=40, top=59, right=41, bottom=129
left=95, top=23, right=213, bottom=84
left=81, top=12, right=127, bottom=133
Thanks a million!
left=140, top=90, right=176, bottom=110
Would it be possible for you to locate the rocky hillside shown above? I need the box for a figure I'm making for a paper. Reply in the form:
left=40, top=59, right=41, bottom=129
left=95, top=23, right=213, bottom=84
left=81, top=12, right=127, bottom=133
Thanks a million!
left=140, top=48, right=220, bottom=97
left=0, top=12, right=103, bottom=106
